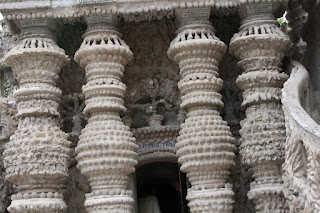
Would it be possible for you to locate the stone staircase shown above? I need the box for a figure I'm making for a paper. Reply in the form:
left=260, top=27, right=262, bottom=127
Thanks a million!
left=282, top=60, right=320, bottom=213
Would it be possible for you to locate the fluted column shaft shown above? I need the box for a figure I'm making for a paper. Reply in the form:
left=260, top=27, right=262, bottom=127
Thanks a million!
left=168, top=9, right=236, bottom=213
left=74, top=18, right=138, bottom=213
left=230, top=2, right=291, bottom=212
left=2, top=19, right=71, bottom=213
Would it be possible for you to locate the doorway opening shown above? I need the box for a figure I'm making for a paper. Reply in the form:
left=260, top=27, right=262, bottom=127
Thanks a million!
left=136, top=162, right=189, bottom=213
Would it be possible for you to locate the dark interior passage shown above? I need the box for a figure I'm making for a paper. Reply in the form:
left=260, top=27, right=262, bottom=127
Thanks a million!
left=136, top=162, right=188, bottom=213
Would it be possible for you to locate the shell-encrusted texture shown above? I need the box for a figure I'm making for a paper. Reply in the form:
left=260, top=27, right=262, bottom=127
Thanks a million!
left=168, top=23, right=236, bottom=213
left=2, top=26, right=71, bottom=213
left=230, top=3, right=292, bottom=212
left=74, top=25, right=138, bottom=213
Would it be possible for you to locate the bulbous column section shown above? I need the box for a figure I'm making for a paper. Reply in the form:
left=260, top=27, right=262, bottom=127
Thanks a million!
left=74, top=16, right=138, bottom=213
left=2, top=19, right=71, bottom=212
left=168, top=8, right=236, bottom=213
left=230, top=2, right=291, bottom=212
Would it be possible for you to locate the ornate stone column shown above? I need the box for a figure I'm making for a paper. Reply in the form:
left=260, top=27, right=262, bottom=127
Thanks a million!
left=74, top=14, right=138, bottom=212
left=2, top=19, right=71, bottom=212
left=168, top=7, right=236, bottom=213
left=230, top=1, right=291, bottom=212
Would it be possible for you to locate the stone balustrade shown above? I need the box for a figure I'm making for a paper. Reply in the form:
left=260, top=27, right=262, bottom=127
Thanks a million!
left=282, top=60, right=320, bottom=213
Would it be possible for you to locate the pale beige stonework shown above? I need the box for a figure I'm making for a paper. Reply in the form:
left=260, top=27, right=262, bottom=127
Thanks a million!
left=168, top=7, right=236, bottom=212
left=0, top=0, right=320, bottom=213
left=230, top=1, right=291, bottom=212
left=2, top=20, right=71, bottom=212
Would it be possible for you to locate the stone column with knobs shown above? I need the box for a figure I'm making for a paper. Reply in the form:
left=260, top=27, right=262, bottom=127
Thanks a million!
left=167, top=7, right=236, bottom=213
left=229, top=1, right=291, bottom=212
left=74, top=14, right=138, bottom=213
left=2, top=18, right=71, bottom=213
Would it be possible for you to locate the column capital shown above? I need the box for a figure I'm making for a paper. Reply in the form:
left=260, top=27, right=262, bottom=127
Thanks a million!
left=13, top=18, right=61, bottom=41
left=175, top=6, right=211, bottom=28
left=84, top=13, right=119, bottom=32
left=238, top=1, right=288, bottom=22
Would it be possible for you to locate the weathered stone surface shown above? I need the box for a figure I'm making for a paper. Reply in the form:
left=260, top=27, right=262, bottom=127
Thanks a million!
left=74, top=15, right=138, bottom=213
left=230, top=1, right=292, bottom=212
left=0, top=1, right=320, bottom=213
left=2, top=19, right=71, bottom=213
left=168, top=7, right=236, bottom=213
left=282, top=61, right=320, bottom=213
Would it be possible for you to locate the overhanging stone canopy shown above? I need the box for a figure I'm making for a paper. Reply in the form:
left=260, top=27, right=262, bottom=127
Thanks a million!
left=1, top=0, right=320, bottom=213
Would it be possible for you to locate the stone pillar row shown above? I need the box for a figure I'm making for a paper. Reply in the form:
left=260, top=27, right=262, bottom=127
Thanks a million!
left=230, top=1, right=291, bottom=212
left=168, top=7, right=236, bottom=213
left=74, top=15, right=138, bottom=213
left=2, top=3, right=291, bottom=212
left=3, top=19, right=71, bottom=212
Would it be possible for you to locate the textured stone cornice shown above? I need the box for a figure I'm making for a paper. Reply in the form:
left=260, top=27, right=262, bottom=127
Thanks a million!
left=0, top=0, right=240, bottom=30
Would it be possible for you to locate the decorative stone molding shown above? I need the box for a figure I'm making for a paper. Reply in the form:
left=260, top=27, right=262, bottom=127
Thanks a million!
left=282, top=60, right=320, bottom=213
left=230, top=1, right=291, bottom=212
left=168, top=7, right=236, bottom=213
left=74, top=14, right=138, bottom=213
left=2, top=18, right=71, bottom=213
left=133, top=125, right=179, bottom=166
left=0, top=0, right=239, bottom=21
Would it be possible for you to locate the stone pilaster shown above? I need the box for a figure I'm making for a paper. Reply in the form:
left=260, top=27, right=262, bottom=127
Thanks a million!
left=168, top=7, right=236, bottom=213
left=74, top=14, right=138, bottom=213
left=230, top=1, right=291, bottom=212
left=2, top=19, right=71, bottom=212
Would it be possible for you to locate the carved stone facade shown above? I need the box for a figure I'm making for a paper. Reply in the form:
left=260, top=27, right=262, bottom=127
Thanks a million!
left=0, top=0, right=320, bottom=213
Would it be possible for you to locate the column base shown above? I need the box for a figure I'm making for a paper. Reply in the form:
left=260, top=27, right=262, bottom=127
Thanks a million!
left=8, top=198, right=67, bottom=213
left=85, top=194, right=134, bottom=213
left=187, top=186, right=234, bottom=213
left=248, top=185, right=288, bottom=213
